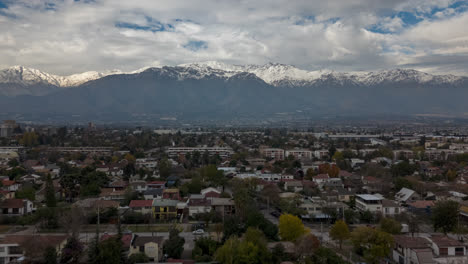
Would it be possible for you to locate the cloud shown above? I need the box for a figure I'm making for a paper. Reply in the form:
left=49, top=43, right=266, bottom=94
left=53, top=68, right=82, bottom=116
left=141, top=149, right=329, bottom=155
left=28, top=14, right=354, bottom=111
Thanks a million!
left=0, top=0, right=467, bottom=75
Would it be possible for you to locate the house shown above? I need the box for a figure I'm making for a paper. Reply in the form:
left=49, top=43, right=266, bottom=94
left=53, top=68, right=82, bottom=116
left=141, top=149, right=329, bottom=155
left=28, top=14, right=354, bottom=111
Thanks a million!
left=108, top=180, right=129, bottom=191
left=427, top=235, right=466, bottom=258
left=210, top=198, right=235, bottom=216
left=130, top=181, right=147, bottom=193
left=162, top=189, right=180, bottom=200
left=0, top=235, right=68, bottom=264
left=187, top=195, right=211, bottom=217
left=129, top=200, right=153, bottom=215
left=1, top=180, right=19, bottom=192
left=395, top=188, right=421, bottom=203
left=392, top=235, right=434, bottom=264
left=129, top=235, right=165, bottom=262
left=201, top=187, right=221, bottom=198
left=355, top=194, right=383, bottom=213
left=152, top=199, right=179, bottom=220
left=99, top=188, right=126, bottom=201
left=407, top=201, right=434, bottom=216
left=0, top=199, right=34, bottom=216
left=284, top=181, right=303, bottom=193
left=147, top=181, right=166, bottom=190
left=312, top=174, right=329, bottom=185
left=382, top=199, right=402, bottom=216
left=143, top=189, right=163, bottom=200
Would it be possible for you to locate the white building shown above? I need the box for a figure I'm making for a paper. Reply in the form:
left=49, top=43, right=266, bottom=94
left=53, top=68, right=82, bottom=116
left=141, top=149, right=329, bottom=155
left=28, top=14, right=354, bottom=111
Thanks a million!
left=285, top=149, right=312, bottom=160
left=355, top=194, right=383, bottom=213
left=166, top=146, right=233, bottom=158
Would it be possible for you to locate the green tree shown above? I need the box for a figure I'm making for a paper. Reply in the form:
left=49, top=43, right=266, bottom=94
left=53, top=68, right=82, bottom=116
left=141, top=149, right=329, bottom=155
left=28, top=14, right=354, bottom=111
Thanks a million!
left=379, top=217, right=402, bottom=234
left=351, top=227, right=393, bottom=264
left=214, top=236, right=240, bottom=264
left=43, top=246, right=57, bottom=264
left=158, top=158, right=172, bottom=178
left=128, top=252, right=149, bottom=264
left=329, top=220, right=350, bottom=249
left=278, top=214, right=307, bottom=241
left=433, top=200, right=459, bottom=234
left=16, top=187, right=36, bottom=201
left=45, top=174, right=57, bottom=208
left=307, top=247, right=350, bottom=264
left=20, top=132, right=39, bottom=147
left=163, top=228, right=185, bottom=258
left=192, top=237, right=219, bottom=262
left=96, top=238, right=122, bottom=264
left=88, top=228, right=100, bottom=264
left=214, top=228, right=271, bottom=264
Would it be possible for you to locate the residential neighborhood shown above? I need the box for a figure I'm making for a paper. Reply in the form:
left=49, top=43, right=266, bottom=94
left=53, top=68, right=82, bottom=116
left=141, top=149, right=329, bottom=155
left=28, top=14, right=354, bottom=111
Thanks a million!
left=1, top=122, right=468, bottom=263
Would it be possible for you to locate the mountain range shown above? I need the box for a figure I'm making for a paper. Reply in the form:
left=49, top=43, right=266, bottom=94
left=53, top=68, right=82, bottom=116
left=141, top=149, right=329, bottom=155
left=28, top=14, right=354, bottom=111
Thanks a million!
left=0, top=62, right=467, bottom=121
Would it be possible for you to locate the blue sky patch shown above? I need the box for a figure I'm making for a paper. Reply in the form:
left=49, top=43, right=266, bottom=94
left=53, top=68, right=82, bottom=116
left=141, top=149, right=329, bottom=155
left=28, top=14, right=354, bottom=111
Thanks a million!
left=115, top=16, right=174, bottom=32
left=183, top=40, right=208, bottom=51
left=0, top=0, right=8, bottom=9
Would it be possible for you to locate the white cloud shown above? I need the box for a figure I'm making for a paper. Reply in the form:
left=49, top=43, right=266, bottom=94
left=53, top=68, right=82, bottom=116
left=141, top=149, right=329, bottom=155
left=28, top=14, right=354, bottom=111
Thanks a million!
left=0, top=0, right=466, bottom=75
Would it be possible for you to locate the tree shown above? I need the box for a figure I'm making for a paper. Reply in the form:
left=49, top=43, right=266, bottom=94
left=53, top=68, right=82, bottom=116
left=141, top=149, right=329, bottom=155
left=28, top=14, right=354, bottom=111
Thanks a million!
left=61, top=236, right=83, bottom=264
left=88, top=228, right=100, bottom=264
left=329, top=220, right=350, bottom=249
left=214, top=236, right=240, bottom=264
left=20, top=132, right=39, bottom=147
left=379, top=217, right=402, bottom=234
left=296, top=233, right=320, bottom=259
left=45, top=174, right=57, bottom=208
left=43, top=246, right=57, bottom=264
left=307, top=247, right=350, bottom=264
left=163, top=228, right=185, bottom=259
left=214, top=228, right=271, bottom=264
left=16, top=187, right=36, bottom=201
left=351, top=227, right=393, bottom=264
left=192, top=237, right=219, bottom=262
left=278, top=214, right=307, bottom=241
left=158, top=158, right=172, bottom=178
left=96, top=238, right=122, bottom=264
left=433, top=200, right=459, bottom=234
left=128, top=252, right=149, bottom=264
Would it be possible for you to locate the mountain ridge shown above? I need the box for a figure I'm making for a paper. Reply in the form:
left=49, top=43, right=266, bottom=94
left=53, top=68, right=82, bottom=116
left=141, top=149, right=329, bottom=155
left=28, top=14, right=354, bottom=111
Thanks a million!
left=1, top=63, right=467, bottom=96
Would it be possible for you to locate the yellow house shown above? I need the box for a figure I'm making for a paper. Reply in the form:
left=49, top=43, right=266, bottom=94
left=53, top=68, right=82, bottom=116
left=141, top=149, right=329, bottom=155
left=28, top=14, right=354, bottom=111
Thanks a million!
left=129, top=236, right=165, bottom=262
left=152, top=199, right=178, bottom=220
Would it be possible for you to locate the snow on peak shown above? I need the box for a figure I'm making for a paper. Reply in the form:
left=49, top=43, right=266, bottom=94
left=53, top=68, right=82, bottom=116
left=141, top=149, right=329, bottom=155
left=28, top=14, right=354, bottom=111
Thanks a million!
left=0, top=66, right=125, bottom=87
left=179, top=61, right=329, bottom=84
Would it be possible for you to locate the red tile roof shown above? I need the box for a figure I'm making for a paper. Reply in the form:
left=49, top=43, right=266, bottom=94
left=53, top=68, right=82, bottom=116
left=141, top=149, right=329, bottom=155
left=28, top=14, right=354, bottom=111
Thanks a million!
left=2, top=180, right=16, bottom=186
left=430, top=235, right=465, bottom=247
left=129, top=200, right=153, bottom=208
left=0, top=199, right=24, bottom=208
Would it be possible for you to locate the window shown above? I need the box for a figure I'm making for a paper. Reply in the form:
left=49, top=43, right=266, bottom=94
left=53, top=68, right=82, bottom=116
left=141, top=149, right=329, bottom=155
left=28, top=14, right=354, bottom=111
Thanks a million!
left=455, top=247, right=464, bottom=256
left=385, top=208, right=389, bottom=213
left=439, top=247, right=448, bottom=256
left=0, top=247, right=4, bottom=252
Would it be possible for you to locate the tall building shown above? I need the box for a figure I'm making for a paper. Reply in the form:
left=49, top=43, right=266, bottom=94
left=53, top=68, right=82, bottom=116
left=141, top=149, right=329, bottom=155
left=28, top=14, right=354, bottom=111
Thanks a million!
left=0, top=120, right=17, bottom=138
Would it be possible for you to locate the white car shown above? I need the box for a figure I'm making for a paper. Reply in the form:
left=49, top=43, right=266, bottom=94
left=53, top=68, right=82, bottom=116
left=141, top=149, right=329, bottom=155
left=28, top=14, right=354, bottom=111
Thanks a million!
left=192, top=229, right=205, bottom=235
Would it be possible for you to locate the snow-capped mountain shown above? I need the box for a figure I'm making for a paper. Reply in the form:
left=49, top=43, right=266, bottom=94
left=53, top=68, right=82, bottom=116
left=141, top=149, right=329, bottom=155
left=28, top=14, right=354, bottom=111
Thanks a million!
left=1, top=62, right=468, bottom=121
left=177, top=61, right=466, bottom=86
left=0, top=63, right=467, bottom=97
left=0, top=65, right=124, bottom=87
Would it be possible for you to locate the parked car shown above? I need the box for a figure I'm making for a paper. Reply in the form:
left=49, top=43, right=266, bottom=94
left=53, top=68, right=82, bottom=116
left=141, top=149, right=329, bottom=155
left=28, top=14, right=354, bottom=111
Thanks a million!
left=192, top=229, right=205, bottom=235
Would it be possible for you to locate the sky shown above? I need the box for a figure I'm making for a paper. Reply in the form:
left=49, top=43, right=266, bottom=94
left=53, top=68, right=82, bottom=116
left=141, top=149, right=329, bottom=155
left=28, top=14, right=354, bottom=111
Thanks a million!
left=0, top=0, right=467, bottom=75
